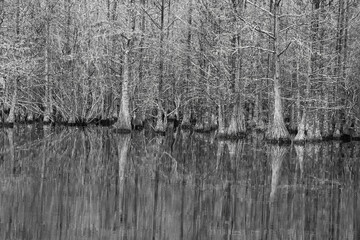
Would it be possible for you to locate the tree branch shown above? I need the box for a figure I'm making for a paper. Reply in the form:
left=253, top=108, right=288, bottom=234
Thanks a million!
left=246, top=0, right=274, bottom=17
left=236, top=45, right=275, bottom=54
left=278, top=41, right=292, bottom=57
left=141, top=6, right=161, bottom=30
left=238, top=16, right=275, bottom=39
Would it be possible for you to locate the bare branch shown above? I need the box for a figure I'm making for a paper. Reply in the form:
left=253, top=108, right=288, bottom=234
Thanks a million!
left=246, top=0, right=274, bottom=17
left=279, top=13, right=307, bottom=18
left=278, top=41, right=292, bottom=57
left=141, top=6, right=161, bottom=30
left=236, top=45, right=274, bottom=54
left=238, top=16, right=274, bottom=40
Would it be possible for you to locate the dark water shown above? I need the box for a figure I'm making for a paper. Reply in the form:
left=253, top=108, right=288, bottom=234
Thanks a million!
left=1, top=126, right=360, bottom=240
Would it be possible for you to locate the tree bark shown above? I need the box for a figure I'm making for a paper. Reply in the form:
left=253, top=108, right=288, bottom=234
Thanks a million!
left=181, top=0, right=193, bottom=129
left=294, top=111, right=306, bottom=142
left=114, top=50, right=131, bottom=132
left=266, top=1, right=290, bottom=141
left=217, top=102, right=226, bottom=137
left=333, top=0, right=346, bottom=138
left=227, top=1, right=246, bottom=137
left=134, top=0, right=147, bottom=128
left=5, top=0, right=20, bottom=125
left=5, top=78, right=17, bottom=124
left=155, top=0, right=166, bottom=133
left=43, top=0, right=52, bottom=123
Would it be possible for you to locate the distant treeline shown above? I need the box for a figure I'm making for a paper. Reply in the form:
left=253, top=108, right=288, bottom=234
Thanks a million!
left=0, top=0, right=360, bottom=142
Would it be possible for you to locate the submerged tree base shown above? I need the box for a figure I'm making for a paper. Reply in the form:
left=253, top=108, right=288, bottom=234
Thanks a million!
left=216, top=131, right=247, bottom=140
left=181, top=122, right=193, bottom=130
left=113, top=128, right=132, bottom=134
left=194, top=128, right=213, bottom=133
left=98, top=118, right=117, bottom=126
left=293, top=138, right=323, bottom=145
left=0, top=122, right=15, bottom=128
left=43, top=119, right=52, bottom=125
left=266, top=138, right=291, bottom=145
left=266, top=120, right=290, bottom=142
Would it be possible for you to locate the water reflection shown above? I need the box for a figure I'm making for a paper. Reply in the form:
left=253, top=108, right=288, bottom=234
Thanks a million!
left=0, top=126, right=360, bottom=239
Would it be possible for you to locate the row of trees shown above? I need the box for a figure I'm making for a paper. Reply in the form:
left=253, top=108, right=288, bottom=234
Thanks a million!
left=1, top=0, right=360, bottom=141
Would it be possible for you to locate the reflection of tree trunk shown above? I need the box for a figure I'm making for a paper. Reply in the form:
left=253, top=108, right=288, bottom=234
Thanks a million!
left=152, top=159, right=160, bottom=240
left=6, top=129, right=15, bottom=174
left=116, top=134, right=131, bottom=228
left=216, top=140, right=224, bottom=172
left=295, top=145, right=304, bottom=179
left=353, top=162, right=360, bottom=240
left=226, top=141, right=236, bottom=165
left=334, top=186, right=341, bottom=240
left=265, top=145, right=287, bottom=240
left=192, top=167, right=201, bottom=239
left=180, top=179, right=185, bottom=240
left=230, top=140, right=242, bottom=237
left=269, top=145, right=287, bottom=202
left=133, top=171, right=139, bottom=239
left=117, top=134, right=131, bottom=182
left=151, top=136, right=163, bottom=240
left=304, top=184, right=318, bottom=239
left=80, top=130, right=90, bottom=184
left=223, top=182, right=232, bottom=238
left=39, top=126, right=50, bottom=226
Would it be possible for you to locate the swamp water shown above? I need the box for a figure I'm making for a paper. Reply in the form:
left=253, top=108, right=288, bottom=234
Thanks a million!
left=0, top=125, right=360, bottom=240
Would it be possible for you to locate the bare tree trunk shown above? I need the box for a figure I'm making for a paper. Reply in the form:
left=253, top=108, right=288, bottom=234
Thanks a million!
left=266, top=1, right=290, bottom=141
left=217, top=102, right=226, bottom=137
left=318, top=1, right=330, bottom=138
left=227, top=1, right=246, bottom=137
left=306, top=0, right=322, bottom=141
left=5, top=78, right=17, bottom=124
left=290, top=60, right=297, bottom=132
left=295, top=59, right=301, bottom=129
left=333, top=0, right=346, bottom=138
left=0, top=78, right=4, bottom=123
left=294, top=112, right=306, bottom=142
left=354, top=119, right=360, bottom=139
left=133, top=0, right=147, bottom=129
left=114, top=50, right=131, bottom=132
left=154, top=0, right=166, bottom=133
left=26, top=76, right=34, bottom=123
left=181, top=0, right=193, bottom=129
left=6, top=0, right=20, bottom=125
left=341, top=0, right=350, bottom=138
left=155, top=0, right=167, bottom=133
left=43, top=0, right=52, bottom=123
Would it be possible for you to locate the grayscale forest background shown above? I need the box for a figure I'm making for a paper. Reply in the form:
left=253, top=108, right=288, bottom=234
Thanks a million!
left=1, top=0, right=360, bottom=141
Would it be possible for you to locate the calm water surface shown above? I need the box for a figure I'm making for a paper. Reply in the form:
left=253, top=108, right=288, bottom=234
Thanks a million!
left=1, top=125, right=360, bottom=240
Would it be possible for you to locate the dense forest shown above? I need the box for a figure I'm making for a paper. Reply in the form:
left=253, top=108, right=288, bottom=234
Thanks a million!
left=0, top=0, right=360, bottom=142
